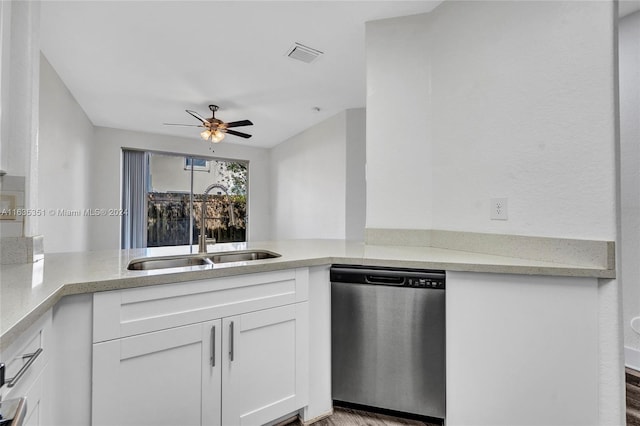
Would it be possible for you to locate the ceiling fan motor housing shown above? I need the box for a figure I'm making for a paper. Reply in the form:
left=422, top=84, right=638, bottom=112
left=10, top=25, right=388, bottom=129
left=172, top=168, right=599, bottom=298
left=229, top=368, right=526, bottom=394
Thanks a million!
left=207, top=105, right=224, bottom=128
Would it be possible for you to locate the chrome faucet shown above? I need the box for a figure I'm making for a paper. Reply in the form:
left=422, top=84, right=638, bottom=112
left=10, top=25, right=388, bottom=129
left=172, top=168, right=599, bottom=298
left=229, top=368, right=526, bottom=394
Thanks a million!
left=199, top=183, right=236, bottom=254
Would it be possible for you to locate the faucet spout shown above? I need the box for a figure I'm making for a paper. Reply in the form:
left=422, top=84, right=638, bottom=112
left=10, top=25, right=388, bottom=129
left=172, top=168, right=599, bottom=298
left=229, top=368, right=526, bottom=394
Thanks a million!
left=198, top=183, right=235, bottom=254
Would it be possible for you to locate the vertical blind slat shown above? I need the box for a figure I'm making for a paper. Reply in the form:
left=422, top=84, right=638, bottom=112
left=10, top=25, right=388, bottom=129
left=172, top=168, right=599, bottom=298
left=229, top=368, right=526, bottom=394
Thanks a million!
left=121, top=150, right=148, bottom=249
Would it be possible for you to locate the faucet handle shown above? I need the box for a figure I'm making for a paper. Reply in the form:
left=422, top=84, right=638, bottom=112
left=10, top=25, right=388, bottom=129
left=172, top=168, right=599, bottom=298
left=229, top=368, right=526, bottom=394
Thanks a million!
left=198, top=232, right=216, bottom=253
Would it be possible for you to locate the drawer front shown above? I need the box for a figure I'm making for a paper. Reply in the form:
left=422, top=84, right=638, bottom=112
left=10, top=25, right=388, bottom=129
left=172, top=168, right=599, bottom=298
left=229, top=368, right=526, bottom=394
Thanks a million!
left=0, top=310, right=51, bottom=401
left=93, top=268, right=309, bottom=343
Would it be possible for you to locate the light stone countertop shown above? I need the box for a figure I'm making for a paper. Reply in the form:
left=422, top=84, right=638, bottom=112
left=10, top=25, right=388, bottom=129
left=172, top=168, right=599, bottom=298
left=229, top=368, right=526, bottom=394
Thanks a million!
left=0, top=239, right=615, bottom=350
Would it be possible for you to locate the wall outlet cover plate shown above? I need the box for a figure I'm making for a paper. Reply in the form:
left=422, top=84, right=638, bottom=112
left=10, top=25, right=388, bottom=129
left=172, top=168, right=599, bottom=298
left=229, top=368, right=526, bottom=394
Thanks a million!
left=490, top=197, right=508, bottom=220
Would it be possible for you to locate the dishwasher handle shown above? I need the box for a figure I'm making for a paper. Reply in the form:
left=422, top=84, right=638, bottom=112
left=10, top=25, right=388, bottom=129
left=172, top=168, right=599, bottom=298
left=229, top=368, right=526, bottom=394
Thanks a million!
left=365, top=275, right=405, bottom=285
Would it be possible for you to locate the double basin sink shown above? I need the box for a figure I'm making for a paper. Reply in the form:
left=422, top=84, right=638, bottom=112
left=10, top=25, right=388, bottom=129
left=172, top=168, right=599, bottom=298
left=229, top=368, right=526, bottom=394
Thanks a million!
left=127, top=249, right=281, bottom=271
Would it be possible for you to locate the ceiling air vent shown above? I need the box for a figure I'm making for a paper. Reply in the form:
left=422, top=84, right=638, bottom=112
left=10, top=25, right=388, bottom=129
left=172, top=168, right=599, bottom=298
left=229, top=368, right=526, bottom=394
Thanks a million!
left=286, top=42, right=323, bottom=64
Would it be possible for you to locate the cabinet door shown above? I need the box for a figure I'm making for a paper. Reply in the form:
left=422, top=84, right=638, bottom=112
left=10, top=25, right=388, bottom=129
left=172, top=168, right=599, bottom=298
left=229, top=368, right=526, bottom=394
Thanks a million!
left=92, top=320, right=222, bottom=426
left=222, top=303, right=309, bottom=426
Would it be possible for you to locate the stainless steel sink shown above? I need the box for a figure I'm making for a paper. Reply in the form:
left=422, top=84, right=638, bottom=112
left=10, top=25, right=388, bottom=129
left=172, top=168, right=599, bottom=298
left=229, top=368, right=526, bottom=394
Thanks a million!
left=127, top=255, right=213, bottom=270
left=205, top=249, right=281, bottom=264
left=127, top=250, right=281, bottom=271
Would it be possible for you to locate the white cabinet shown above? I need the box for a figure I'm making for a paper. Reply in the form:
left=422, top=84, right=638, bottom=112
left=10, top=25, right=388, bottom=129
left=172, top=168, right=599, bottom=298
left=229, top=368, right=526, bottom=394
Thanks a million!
left=0, top=309, right=52, bottom=426
left=446, top=271, right=599, bottom=426
left=92, top=269, right=309, bottom=426
left=222, top=304, right=308, bottom=426
left=92, top=320, right=221, bottom=426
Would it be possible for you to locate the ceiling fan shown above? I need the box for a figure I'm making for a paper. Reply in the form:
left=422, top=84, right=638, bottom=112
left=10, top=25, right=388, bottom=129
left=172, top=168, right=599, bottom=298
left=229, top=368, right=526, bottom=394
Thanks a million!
left=164, top=105, right=253, bottom=143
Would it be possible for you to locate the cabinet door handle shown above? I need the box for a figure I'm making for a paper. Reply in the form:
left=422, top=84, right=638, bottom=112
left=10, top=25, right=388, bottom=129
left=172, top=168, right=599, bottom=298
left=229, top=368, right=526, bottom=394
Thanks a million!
left=229, top=321, right=234, bottom=362
left=6, top=348, right=43, bottom=388
left=210, top=325, right=216, bottom=367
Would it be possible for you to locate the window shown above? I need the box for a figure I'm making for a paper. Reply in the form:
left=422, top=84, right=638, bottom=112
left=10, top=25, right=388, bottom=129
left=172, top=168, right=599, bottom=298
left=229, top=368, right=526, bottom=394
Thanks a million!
left=122, top=149, right=248, bottom=248
left=184, top=157, right=210, bottom=172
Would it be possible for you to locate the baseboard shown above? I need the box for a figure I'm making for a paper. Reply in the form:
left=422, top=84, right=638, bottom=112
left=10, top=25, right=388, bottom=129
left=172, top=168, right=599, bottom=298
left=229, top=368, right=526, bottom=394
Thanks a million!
left=301, top=408, right=333, bottom=426
left=625, top=346, right=640, bottom=371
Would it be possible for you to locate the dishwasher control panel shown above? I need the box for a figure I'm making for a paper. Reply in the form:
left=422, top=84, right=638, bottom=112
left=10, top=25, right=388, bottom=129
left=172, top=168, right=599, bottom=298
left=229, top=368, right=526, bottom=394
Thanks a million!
left=330, top=265, right=445, bottom=289
left=406, top=277, right=445, bottom=289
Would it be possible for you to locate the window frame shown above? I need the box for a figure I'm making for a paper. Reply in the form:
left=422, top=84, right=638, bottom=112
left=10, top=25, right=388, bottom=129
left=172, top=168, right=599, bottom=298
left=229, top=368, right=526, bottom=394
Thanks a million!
left=122, top=147, right=250, bottom=248
left=184, top=157, right=210, bottom=172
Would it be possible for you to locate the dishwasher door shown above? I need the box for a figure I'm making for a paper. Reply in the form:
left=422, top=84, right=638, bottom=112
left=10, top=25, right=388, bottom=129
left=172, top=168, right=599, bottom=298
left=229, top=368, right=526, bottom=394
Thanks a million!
left=331, top=266, right=445, bottom=419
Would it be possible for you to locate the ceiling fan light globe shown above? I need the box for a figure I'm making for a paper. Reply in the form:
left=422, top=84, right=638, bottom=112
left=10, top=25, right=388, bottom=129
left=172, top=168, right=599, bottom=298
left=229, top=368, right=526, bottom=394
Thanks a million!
left=211, top=130, right=225, bottom=143
left=200, top=129, right=212, bottom=141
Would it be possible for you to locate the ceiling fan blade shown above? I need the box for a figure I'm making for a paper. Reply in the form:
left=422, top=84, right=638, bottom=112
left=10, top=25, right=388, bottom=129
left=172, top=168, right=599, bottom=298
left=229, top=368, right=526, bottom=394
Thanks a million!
left=225, top=129, right=252, bottom=139
left=163, top=123, right=204, bottom=127
left=225, top=120, right=253, bottom=128
left=185, top=109, right=208, bottom=124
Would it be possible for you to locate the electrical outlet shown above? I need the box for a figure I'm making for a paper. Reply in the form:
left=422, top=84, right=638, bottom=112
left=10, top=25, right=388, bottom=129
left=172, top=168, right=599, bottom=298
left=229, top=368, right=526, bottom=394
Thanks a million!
left=490, top=198, right=508, bottom=220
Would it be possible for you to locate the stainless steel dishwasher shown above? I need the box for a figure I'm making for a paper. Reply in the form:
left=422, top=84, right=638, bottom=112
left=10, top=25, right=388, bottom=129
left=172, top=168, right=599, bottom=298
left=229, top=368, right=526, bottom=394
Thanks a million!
left=331, top=265, right=445, bottom=420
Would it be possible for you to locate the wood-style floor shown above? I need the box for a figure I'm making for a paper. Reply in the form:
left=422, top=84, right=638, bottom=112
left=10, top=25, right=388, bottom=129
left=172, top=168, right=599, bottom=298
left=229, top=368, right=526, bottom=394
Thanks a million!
left=282, top=368, right=640, bottom=426
left=628, top=368, right=640, bottom=425
left=283, top=406, right=441, bottom=426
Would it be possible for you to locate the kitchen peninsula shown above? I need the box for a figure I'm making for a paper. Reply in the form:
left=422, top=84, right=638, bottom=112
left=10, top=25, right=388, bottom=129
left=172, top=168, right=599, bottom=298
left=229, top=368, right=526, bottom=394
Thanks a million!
left=1, top=233, right=614, bottom=426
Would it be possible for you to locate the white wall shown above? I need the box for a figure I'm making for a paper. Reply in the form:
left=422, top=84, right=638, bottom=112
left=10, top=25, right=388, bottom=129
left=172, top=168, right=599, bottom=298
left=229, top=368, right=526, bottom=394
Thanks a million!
left=38, top=54, right=94, bottom=253
left=430, top=1, right=616, bottom=240
left=269, top=109, right=366, bottom=240
left=270, top=111, right=347, bottom=239
left=620, top=10, right=640, bottom=368
left=90, top=127, right=270, bottom=250
left=366, top=1, right=617, bottom=241
left=365, top=14, right=432, bottom=231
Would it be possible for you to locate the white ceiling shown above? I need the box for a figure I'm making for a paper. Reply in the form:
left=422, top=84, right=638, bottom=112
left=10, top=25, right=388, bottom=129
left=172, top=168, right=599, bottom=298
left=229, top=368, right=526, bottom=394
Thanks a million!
left=40, top=1, right=443, bottom=148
